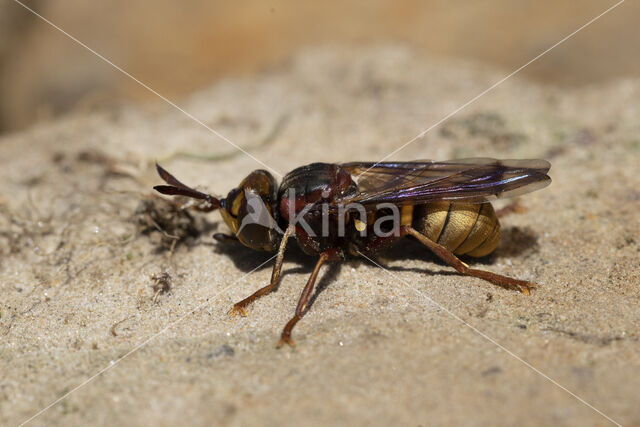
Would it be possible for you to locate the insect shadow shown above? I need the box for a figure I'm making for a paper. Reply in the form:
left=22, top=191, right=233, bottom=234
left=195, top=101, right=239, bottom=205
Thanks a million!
left=379, top=225, right=540, bottom=274
left=209, top=236, right=341, bottom=313
left=210, top=225, right=539, bottom=274
left=491, top=226, right=540, bottom=259
left=207, top=225, right=539, bottom=314
left=208, top=236, right=317, bottom=274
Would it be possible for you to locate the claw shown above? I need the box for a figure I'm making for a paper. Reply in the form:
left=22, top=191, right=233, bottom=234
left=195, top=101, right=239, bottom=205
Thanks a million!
left=518, top=282, right=536, bottom=295
left=228, top=305, right=247, bottom=318
left=276, top=335, right=296, bottom=348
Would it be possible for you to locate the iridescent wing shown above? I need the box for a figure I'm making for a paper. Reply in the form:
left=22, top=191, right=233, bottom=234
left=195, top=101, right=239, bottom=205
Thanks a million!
left=337, top=158, right=551, bottom=207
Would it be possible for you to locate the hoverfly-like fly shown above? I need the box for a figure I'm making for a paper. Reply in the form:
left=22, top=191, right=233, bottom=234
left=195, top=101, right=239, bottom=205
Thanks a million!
left=154, top=158, right=551, bottom=346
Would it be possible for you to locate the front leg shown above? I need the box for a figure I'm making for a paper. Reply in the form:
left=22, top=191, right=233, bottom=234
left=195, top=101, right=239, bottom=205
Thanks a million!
left=229, top=224, right=294, bottom=316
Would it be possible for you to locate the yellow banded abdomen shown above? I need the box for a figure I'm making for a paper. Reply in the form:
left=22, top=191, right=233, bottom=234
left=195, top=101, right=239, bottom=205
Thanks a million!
left=412, top=202, right=500, bottom=257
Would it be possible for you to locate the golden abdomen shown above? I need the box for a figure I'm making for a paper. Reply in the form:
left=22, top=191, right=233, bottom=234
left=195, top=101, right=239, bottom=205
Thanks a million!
left=412, top=202, right=500, bottom=257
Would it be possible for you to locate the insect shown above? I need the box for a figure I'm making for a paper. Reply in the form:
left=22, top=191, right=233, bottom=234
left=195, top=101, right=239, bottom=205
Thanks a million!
left=154, top=158, right=551, bottom=347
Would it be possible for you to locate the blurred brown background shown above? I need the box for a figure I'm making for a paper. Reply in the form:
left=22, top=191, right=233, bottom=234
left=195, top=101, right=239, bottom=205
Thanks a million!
left=1, top=0, right=637, bottom=134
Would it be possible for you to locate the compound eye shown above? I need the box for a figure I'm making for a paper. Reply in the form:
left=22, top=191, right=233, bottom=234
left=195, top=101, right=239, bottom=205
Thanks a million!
left=222, top=170, right=279, bottom=252
left=236, top=190, right=278, bottom=251
left=229, top=189, right=244, bottom=217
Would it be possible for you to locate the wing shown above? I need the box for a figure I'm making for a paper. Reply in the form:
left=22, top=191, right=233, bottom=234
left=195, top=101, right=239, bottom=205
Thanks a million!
left=338, top=158, right=551, bottom=207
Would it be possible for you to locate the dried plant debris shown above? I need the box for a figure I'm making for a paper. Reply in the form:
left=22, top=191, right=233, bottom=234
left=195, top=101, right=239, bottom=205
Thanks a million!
left=0, top=203, right=54, bottom=257
left=150, top=272, right=172, bottom=302
left=542, top=327, right=627, bottom=346
left=134, top=195, right=209, bottom=251
left=110, top=315, right=134, bottom=337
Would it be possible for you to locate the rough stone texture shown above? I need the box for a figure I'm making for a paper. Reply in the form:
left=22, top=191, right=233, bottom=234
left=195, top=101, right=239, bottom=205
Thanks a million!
left=1, top=46, right=639, bottom=426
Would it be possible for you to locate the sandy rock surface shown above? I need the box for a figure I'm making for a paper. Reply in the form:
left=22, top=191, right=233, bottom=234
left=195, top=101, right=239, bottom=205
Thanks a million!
left=1, top=46, right=639, bottom=426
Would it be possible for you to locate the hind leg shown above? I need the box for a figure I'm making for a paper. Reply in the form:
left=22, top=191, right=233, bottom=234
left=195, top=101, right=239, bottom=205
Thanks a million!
left=403, top=226, right=535, bottom=294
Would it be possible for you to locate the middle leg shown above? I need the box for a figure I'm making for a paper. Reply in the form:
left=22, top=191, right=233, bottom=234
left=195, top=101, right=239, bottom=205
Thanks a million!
left=277, top=251, right=330, bottom=348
